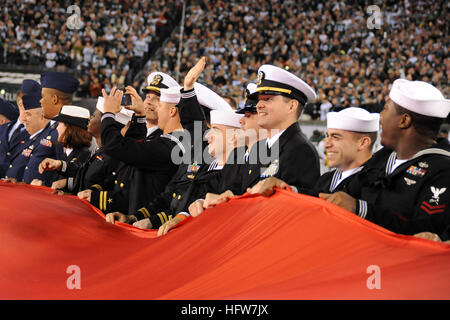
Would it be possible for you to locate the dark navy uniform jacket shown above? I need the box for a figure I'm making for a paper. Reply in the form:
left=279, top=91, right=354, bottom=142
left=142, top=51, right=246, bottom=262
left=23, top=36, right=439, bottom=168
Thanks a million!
left=5, top=121, right=59, bottom=186
left=219, top=122, right=320, bottom=195
left=347, top=140, right=450, bottom=240
left=0, top=121, right=29, bottom=178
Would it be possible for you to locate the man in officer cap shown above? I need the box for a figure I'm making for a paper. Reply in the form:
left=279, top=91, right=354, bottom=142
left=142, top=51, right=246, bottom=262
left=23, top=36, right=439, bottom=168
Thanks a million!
left=139, top=71, right=181, bottom=140
left=4, top=90, right=59, bottom=186
left=0, top=80, right=41, bottom=177
left=247, top=106, right=380, bottom=197
left=320, top=79, right=450, bottom=240
left=40, top=71, right=80, bottom=120
left=205, top=64, right=320, bottom=206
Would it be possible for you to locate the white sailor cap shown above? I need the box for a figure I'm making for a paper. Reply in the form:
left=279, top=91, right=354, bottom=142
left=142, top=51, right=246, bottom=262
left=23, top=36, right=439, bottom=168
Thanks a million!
left=210, top=110, right=243, bottom=128
left=389, top=79, right=450, bottom=118
left=142, top=72, right=179, bottom=94
left=194, top=82, right=232, bottom=111
left=160, top=86, right=182, bottom=104
left=255, top=64, right=317, bottom=105
left=96, top=96, right=134, bottom=125
left=327, top=107, right=380, bottom=133
left=53, top=105, right=90, bottom=130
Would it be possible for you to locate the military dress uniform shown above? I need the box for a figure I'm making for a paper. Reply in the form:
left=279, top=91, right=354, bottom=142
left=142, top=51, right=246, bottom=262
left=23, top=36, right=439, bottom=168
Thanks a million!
left=130, top=85, right=239, bottom=227
left=55, top=146, right=92, bottom=192
left=225, top=121, right=320, bottom=194
left=5, top=121, right=59, bottom=185
left=307, top=106, right=380, bottom=197
left=347, top=144, right=450, bottom=240
left=58, top=146, right=121, bottom=194
left=0, top=97, right=26, bottom=178
left=347, top=79, right=450, bottom=240
left=0, top=121, right=29, bottom=178
left=227, top=65, right=321, bottom=193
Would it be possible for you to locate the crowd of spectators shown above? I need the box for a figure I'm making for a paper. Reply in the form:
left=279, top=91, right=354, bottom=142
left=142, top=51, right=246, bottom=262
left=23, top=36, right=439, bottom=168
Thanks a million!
left=0, top=0, right=182, bottom=97
left=153, top=0, right=448, bottom=119
left=1, top=0, right=448, bottom=121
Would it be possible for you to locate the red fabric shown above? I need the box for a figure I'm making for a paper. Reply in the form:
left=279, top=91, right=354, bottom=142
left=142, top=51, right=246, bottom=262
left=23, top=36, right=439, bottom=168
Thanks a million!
left=0, top=181, right=449, bottom=299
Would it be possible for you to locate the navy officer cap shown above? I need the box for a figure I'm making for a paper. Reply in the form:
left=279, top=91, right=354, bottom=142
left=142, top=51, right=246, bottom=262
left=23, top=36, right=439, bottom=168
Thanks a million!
left=19, top=79, right=42, bottom=96
left=0, top=98, right=19, bottom=122
left=40, top=72, right=80, bottom=94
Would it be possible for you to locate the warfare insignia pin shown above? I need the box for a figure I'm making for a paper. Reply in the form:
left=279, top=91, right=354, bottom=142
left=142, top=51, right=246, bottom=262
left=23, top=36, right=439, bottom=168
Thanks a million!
left=403, top=177, right=416, bottom=186
left=418, top=162, right=429, bottom=168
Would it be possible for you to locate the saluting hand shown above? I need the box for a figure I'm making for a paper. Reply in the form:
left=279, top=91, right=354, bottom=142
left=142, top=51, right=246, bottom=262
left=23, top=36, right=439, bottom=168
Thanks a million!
left=124, top=86, right=145, bottom=116
left=39, top=158, right=62, bottom=174
left=184, top=56, right=206, bottom=90
left=102, top=86, right=123, bottom=114
left=319, top=191, right=357, bottom=213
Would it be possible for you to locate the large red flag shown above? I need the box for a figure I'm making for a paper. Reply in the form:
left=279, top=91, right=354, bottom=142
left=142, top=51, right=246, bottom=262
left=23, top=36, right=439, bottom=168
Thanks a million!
left=0, top=181, right=449, bottom=299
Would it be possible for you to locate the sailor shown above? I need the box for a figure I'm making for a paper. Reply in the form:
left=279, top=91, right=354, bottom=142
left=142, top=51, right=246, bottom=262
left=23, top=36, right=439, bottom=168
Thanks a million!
left=321, top=79, right=450, bottom=240
left=246, top=106, right=380, bottom=197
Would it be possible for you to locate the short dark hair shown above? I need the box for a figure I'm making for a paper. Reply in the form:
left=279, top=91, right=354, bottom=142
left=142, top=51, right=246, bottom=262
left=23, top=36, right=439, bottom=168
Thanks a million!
left=352, top=131, right=378, bottom=150
left=282, top=95, right=303, bottom=118
left=395, top=104, right=444, bottom=139
left=60, top=123, right=92, bottom=149
left=221, top=95, right=237, bottom=109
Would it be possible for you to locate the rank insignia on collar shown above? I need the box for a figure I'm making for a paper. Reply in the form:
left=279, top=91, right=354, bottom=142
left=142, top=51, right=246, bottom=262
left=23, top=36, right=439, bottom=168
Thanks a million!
left=406, top=165, right=426, bottom=177
left=404, top=177, right=416, bottom=185
left=418, top=162, right=429, bottom=168
left=260, top=159, right=279, bottom=178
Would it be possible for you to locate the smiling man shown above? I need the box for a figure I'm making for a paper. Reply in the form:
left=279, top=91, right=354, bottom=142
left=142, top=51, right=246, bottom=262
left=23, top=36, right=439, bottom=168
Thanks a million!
left=320, top=79, right=450, bottom=240
left=314, top=107, right=379, bottom=194
left=245, top=64, right=320, bottom=192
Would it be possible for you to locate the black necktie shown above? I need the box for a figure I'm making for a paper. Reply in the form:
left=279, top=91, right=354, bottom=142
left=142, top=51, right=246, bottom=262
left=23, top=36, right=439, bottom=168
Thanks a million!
left=9, top=124, right=24, bottom=144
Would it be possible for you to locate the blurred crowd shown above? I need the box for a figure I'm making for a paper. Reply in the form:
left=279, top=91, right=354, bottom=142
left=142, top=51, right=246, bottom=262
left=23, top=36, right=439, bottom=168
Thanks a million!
left=0, top=0, right=448, bottom=121
left=153, top=0, right=449, bottom=119
left=0, top=0, right=182, bottom=96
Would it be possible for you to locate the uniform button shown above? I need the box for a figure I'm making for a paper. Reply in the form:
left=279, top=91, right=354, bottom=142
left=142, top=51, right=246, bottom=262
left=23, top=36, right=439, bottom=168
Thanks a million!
left=249, top=170, right=252, bottom=174
left=9, top=164, right=12, bottom=168
left=115, top=180, right=117, bottom=184
left=173, top=193, right=176, bottom=198
left=178, top=195, right=181, bottom=200
left=25, top=166, right=28, bottom=170
left=112, top=172, right=116, bottom=176
left=120, top=183, right=124, bottom=188
left=6, top=152, right=10, bottom=156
